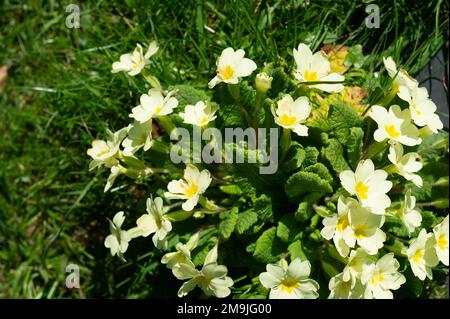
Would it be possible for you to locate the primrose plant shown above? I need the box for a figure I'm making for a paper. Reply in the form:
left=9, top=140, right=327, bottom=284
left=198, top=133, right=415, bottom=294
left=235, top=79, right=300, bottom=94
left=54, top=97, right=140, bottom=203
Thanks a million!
left=87, top=40, right=448, bottom=299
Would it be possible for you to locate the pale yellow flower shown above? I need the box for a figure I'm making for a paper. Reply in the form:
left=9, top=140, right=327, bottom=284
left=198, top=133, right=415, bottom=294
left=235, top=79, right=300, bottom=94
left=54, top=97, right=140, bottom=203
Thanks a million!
left=208, top=47, right=257, bottom=88
left=293, top=43, right=344, bottom=93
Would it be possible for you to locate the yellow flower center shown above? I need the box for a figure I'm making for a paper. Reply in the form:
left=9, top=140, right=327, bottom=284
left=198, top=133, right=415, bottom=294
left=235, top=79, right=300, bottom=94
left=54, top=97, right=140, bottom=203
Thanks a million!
left=353, top=225, right=367, bottom=239
left=280, top=277, right=300, bottom=294
left=219, top=65, right=235, bottom=81
left=337, top=280, right=352, bottom=293
left=392, top=82, right=399, bottom=94
left=197, top=117, right=209, bottom=126
left=184, top=182, right=199, bottom=198
left=337, top=216, right=348, bottom=232
left=155, top=105, right=162, bottom=114
left=355, top=181, right=369, bottom=200
left=437, top=234, right=448, bottom=251
left=197, top=275, right=212, bottom=288
left=304, top=70, right=318, bottom=82
left=412, top=249, right=424, bottom=263
left=411, top=103, right=421, bottom=116
left=97, top=147, right=111, bottom=157
left=132, top=53, right=143, bottom=70
left=384, top=125, right=400, bottom=138
left=278, top=114, right=297, bottom=127
left=370, top=273, right=384, bottom=286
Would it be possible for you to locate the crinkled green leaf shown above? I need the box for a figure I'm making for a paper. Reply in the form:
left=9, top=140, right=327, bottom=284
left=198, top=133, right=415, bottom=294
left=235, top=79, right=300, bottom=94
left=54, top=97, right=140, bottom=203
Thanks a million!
left=276, top=214, right=302, bottom=243
left=281, top=142, right=305, bottom=173
left=420, top=210, right=438, bottom=230
left=285, top=171, right=333, bottom=202
left=219, top=184, right=243, bottom=196
left=302, top=146, right=320, bottom=167
left=384, top=215, right=410, bottom=238
left=417, top=131, right=448, bottom=161
left=254, top=194, right=274, bottom=222
left=288, top=240, right=306, bottom=261
left=235, top=210, right=259, bottom=234
left=219, top=207, right=239, bottom=240
left=170, top=84, right=209, bottom=107
left=217, top=104, right=247, bottom=127
left=304, top=163, right=333, bottom=184
left=323, top=138, right=351, bottom=173
left=253, top=227, right=285, bottom=263
left=327, top=101, right=362, bottom=144
left=344, top=44, right=366, bottom=68
left=269, top=67, right=293, bottom=97
left=295, top=202, right=310, bottom=222
left=345, top=127, right=364, bottom=169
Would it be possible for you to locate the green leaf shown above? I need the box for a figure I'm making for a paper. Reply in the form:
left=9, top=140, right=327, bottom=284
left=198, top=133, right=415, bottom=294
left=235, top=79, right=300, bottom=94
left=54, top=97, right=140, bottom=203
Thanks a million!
left=254, top=194, right=274, bottom=222
left=295, top=202, right=310, bottom=222
left=421, top=211, right=438, bottom=230
left=192, top=237, right=216, bottom=266
left=281, top=142, right=305, bottom=173
left=165, top=210, right=194, bottom=222
left=246, top=242, right=256, bottom=253
left=304, top=163, right=333, bottom=184
left=384, top=215, right=410, bottom=238
left=294, top=192, right=325, bottom=222
left=253, top=227, right=285, bottom=263
left=323, top=139, right=351, bottom=173
left=219, top=184, right=243, bottom=196
left=232, top=161, right=285, bottom=200
left=288, top=239, right=320, bottom=263
left=327, top=101, right=362, bottom=144
left=402, top=268, right=423, bottom=298
left=285, top=171, right=333, bottom=202
left=217, top=104, right=247, bottom=127
left=239, top=81, right=259, bottom=116
left=269, top=67, right=293, bottom=97
left=345, top=127, right=364, bottom=169
left=244, top=219, right=266, bottom=236
left=344, top=44, right=366, bottom=68
left=417, top=131, right=448, bottom=161
left=313, top=205, right=334, bottom=218
left=321, top=259, right=340, bottom=278
left=288, top=240, right=306, bottom=261
left=277, top=214, right=302, bottom=243
left=235, top=210, right=259, bottom=234
left=411, top=161, right=449, bottom=201
left=170, top=84, right=209, bottom=108
left=302, top=146, right=319, bottom=167
left=219, top=207, right=239, bottom=240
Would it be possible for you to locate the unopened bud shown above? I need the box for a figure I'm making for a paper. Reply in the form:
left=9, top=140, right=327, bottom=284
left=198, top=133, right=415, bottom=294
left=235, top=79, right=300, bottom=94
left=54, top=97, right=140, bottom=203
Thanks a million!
left=255, top=72, right=273, bottom=94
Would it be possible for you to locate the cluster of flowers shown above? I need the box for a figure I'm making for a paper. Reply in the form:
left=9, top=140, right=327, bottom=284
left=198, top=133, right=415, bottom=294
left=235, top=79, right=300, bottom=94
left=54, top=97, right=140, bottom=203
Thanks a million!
left=87, top=40, right=448, bottom=299
left=321, top=57, right=447, bottom=298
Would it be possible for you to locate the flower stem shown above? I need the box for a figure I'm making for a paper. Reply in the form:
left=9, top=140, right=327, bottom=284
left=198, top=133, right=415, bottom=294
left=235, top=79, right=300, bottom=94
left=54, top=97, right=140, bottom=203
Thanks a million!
left=280, top=128, right=291, bottom=163
left=151, top=139, right=170, bottom=154
left=254, top=91, right=265, bottom=129
left=157, top=116, right=176, bottom=135
left=198, top=195, right=225, bottom=211
left=227, top=84, right=253, bottom=128
left=141, top=70, right=162, bottom=89
left=363, top=141, right=387, bottom=159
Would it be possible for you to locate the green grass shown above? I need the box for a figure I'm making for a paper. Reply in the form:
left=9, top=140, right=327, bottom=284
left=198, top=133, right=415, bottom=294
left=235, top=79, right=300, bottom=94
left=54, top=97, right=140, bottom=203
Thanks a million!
left=0, top=0, right=448, bottom=298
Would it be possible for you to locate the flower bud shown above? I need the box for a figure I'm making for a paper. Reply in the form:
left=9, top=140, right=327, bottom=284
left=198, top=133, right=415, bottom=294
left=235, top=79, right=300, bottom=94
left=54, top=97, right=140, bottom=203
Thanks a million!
left=255, top=72, right=273, bottom=94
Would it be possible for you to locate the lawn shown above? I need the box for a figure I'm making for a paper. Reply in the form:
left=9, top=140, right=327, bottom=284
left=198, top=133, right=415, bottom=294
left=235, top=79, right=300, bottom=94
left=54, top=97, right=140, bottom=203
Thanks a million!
left=0, top=0, right=448, bottom=298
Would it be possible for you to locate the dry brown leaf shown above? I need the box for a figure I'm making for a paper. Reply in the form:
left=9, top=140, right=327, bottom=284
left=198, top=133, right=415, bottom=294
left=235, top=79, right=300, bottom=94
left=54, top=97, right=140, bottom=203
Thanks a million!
left=0, top=65, right=8, bottom=93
